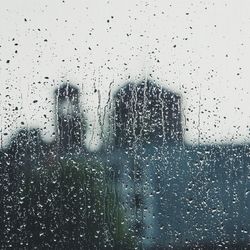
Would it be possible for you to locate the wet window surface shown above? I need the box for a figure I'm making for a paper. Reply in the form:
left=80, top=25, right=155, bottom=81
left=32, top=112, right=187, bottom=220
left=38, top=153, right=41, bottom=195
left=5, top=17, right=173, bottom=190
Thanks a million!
left=1, top=1, right=250, bottom=249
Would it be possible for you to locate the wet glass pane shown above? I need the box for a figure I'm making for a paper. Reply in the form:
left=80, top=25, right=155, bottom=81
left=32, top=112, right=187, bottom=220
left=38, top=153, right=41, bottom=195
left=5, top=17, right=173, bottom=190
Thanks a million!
left=1, top=1, right=250, bottom=249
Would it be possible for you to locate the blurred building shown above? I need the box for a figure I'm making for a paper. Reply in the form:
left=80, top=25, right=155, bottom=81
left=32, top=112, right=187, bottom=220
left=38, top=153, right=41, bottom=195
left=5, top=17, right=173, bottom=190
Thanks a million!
left=110, top=79, right=250, bottom=249
left=111, top=79, right=183, bottom=248
left=112, top=79, right=182, bottom=148
left=54, top=83, right=86, bottom=154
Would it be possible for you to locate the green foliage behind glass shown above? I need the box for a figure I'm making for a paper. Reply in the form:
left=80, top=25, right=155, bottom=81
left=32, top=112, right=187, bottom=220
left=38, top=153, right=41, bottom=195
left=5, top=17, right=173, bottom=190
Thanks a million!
left=1, top=155, right=134, bottom=249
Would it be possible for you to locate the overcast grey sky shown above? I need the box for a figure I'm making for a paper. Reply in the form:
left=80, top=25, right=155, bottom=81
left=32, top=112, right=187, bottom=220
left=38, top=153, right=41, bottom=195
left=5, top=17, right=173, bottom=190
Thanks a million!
left=1, top=0, right=250, bottom=150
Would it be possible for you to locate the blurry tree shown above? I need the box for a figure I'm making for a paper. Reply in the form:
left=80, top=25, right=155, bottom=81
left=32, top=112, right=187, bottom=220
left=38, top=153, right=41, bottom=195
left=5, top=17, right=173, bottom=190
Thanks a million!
left=0, top=154, right=134, bottom=249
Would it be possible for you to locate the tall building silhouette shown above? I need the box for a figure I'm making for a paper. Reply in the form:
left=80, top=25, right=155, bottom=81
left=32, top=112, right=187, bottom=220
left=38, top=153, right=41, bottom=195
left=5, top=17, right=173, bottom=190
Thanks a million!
left=111, top=79, right=183, bottom=248
left=112, top=79, right=182, bottom=148
left=55, top=83, right=85, bottom=154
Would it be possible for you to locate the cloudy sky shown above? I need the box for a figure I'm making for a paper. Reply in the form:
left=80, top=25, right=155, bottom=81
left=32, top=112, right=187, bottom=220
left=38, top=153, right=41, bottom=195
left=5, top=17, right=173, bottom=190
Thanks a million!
left=1, top=0, right=250, bottom=150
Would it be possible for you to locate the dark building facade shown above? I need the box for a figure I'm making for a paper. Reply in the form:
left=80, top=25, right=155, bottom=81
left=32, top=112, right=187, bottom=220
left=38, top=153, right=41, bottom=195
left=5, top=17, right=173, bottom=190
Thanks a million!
left=112, top=79, right=182, bottom=148
left=55, top=83, right=86, bottom=154
left=110, top=79, right=184, bottom=247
